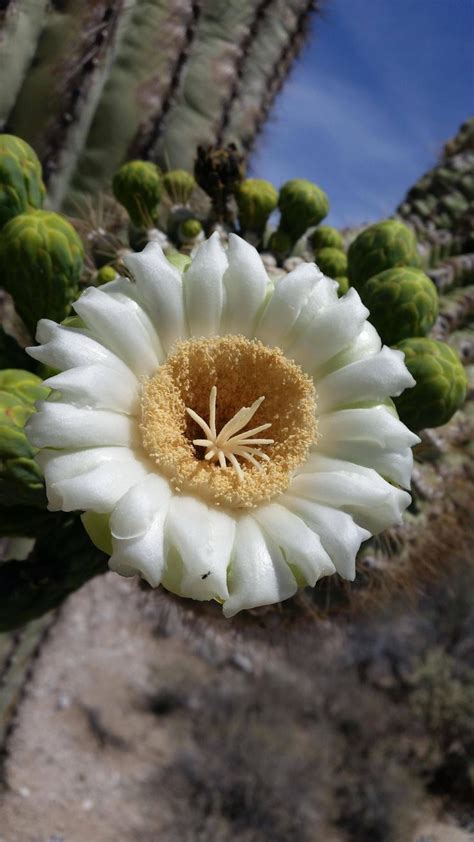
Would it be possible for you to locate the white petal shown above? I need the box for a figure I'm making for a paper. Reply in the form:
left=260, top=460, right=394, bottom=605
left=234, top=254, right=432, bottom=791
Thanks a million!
left=253, top=502, right=336, bottom=586
left=44, top=364, right=140, bottom=414
left=281, top=494, right=369, bottom=580
left=27, top=320, right=133, bottom=377
left=314, top=321, right=382, bottom=379
left=316, top=346, right=416, bottom=413
left=318, top=406, right=420, bottom=453
left=37, top=445, right=139, bottom=485
left=285, top=288, right=370, bottom=373
left=26, top=402, right=139, bottom=449
left=165, top=496, right=235, bottom=601
left=109, top=473, right=172, bottom=540
left=110, top=515, right=167, bottom=587
left=222, top=516, right=297, bottom=617
left=316, top=438, right=414, bottom=488
left=256, top=262, right=336, bottom=348
left=289, top=457, right=411, bottom=534
left=45, top=457, right=150, bottom=513
left=221, top=234, right=269, bottom=336
left=183, top=231, right=227, bottom=337
left=3, top=536, right=35, bottom=561
left=73, top=287, right=161, bottom=376
left=123, top=242, right=188, bottom=352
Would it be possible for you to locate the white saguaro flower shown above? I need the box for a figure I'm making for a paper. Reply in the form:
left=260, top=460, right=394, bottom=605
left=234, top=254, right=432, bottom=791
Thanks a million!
left=26, top=233, right=419, bottom=617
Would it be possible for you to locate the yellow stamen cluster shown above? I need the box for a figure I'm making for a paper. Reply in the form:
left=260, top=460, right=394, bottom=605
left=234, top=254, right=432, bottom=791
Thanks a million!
left=140, top=335, right=317, bottom=509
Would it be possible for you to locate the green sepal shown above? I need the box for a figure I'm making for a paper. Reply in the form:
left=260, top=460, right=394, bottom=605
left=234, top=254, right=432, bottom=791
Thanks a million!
left=81, top=511, right=113, bottom=556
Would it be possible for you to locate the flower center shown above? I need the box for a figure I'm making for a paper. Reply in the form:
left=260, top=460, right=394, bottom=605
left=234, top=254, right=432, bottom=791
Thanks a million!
left=140, top=336, right=317, bottom=509
left=186, top=386, right=274, bottom=481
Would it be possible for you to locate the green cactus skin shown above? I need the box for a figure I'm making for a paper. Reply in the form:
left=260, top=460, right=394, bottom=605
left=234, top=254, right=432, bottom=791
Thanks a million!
left=361, top=267, right=439, bottom=346
left=348, top=220, right=420, bottom=290
left=0, top=210, right=85, bottom=337
left=0, top=369, right=48, bottom=511
left=310, top=224, right=344, bottom=252
left=278, top=179, right=329, bottom=242
left=0, top=134, right=45, bottom=229
left=315, top=246, right=348, bottom=278
left=162, top=170, right=196, bottom=206
left=393, top=338, right=468, bottom=431
left=112, top=160, right=163, bottom=229
left=335, top=276, right=349, bottom=297
left=236, top=179, right=278, bottom=236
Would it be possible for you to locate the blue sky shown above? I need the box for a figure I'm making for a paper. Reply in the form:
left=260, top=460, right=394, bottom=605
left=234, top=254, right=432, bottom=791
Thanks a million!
left=250, top=0, right=474, bottom=228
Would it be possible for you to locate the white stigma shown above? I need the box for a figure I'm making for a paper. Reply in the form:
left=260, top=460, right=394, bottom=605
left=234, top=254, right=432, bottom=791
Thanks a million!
left=186, top=386, right=274, bottom=481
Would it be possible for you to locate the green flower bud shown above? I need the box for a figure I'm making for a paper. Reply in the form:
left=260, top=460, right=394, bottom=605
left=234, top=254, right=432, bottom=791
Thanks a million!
left=268, top=229, right=292, bottom=261
left=0, top=134, right=46, bottom=229
left=362, top=267, right=438, bottom=346
left=315, top=246, right=348, bottom=278
left=336, top=276, right=349, bottom=297
left=348, top=220, right=419, bottom=290
left=96, top=264, right=118, bottom=285
left=278, top=179, right=329, bottom=242
left=162, top=169, right=196, bottom=205
left=394, top=338, right=467, bottom=431
left=0, top=369, right=48, bottom=509
left=310, top=225, right=344, bottom=252
left=236, top=179, right=278, bottom=235
left=112, top=160, right=162, bottom=228
left=0, top=210, right=84, bottom=336
left=178, top=218, right=203, bottom=243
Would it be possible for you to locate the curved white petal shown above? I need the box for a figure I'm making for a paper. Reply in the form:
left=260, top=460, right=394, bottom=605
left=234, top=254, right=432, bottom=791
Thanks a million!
left=109, top=516, right=167, bottom=587
left=256, top=262, right=336, bottom=348
left=36, top=445, right=139, bottom=485
left=109, top=473, right=172, bottom=541
left=165, top=496, right=235, bottom=601
left=183, top=231, right=227, bottom=337
left=289, top=456, right=411, bottom=534
left=26, top=402, right=139, bottom=449
left=286, top=288, right=370, bottom=373
left=315, top=322, right=382, bottom=379
left=43, top=364, right=140, bottom=414
left=123, top=242, right=188, bottom=352
left=222, top=516, right=297, bottom=617
left=280, top=494, right=370, bottom=580
left=27, top=320, right=133, bottom=377
left=316, top=438, right=414, bottom=488
left=45, top=456, right=150, bottom=513
left=318, top=406, right=420, bottom=453
left=221, top=234, right=269, bottom=336
left=73, top=287, right=162, bottom=376
left=253, top=503, right=336, bottom=586
left=316, top=346, right=416, bottom=413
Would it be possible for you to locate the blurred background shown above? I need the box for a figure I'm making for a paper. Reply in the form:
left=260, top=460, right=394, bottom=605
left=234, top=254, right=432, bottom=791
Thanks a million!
left=0, top=1, right=473, bottom=840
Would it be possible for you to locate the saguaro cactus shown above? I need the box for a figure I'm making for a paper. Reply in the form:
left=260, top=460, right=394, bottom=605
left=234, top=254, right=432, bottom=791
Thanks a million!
left=1, top=0, right=318, bottom=210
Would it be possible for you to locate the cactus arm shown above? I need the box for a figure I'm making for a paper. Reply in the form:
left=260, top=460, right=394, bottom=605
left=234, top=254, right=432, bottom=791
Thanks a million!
left=0, top=0, right=49, bottom=128
left=6, top=1, right=131, bottom=210
left=152, top=0, right=285, bottom=171
left=221, top=0, right=316, bottom=153
left=65, top=0, right=197, bottom=210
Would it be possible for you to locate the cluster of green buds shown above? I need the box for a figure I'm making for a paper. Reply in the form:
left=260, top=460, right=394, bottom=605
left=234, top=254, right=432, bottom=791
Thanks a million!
left=347, top=219, right=466, bottom=430
left=310, top=225, right=348, bottom=295
left=0, top=136, right=85, bottom=337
